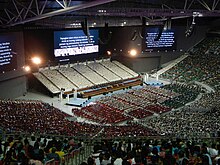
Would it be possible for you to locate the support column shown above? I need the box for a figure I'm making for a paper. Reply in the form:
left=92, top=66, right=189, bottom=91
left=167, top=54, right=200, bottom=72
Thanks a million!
left=74, top=89, right=77, bottom=99
left=67, top=94, right=70, bottom=102
left=142, top=74, right=146, bottom=82
left=156, top=74, right=159, bottom=81
left=59, top=88, right=65, bottom=101
left=59, top=91, right=63, bottom=101
left=146, top=73, right=149, bottom=81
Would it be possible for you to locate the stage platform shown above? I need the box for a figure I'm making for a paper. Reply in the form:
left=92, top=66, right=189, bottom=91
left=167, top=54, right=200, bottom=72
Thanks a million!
left=66, top=98, right=89, bottom=107
left=144, top=81, right=164, bottom=86
left=66, top=94, right=102, bottom=107
left=65, top=85, right=143, bottom=107
left=144, top=77, right=170, bottom=87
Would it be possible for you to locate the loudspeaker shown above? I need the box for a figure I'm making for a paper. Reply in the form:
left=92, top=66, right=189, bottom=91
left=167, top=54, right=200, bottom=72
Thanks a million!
left=81, top=18, right=90, bottom=36
left=140, top=17, right=146, bottom=39
left=131, top=30, right=137, bottom=41
left=104, top=22, right=109, bottom=31
left=142, top=17, right=146, bottom=27
left=154, top=26, right=163, bottom=41
left=99, top=22, right=112, bottom=44
left=141, top=17, right=146, bottom=50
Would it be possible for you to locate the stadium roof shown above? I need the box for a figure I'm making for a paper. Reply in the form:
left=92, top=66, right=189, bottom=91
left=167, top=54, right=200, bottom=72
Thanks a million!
left=0, top=0, right=220, bottom=28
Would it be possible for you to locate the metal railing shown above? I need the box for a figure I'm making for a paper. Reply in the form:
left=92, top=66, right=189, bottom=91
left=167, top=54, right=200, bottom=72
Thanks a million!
left=44, top=145, right=93, bottom=165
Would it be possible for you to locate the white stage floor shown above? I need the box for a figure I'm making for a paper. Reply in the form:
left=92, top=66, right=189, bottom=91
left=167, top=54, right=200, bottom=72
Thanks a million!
left=17, top=91, right=75, bottom=116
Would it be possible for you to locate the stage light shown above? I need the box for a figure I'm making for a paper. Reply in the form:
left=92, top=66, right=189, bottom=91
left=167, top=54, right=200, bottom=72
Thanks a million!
left=23, top=65, right=31, bottom=72
left=107, top=50, right=111, bottom=56
left=31, top=56, right=41, bottom=65
left=129, top=49, right=137, bottom=56
left=185, top=14, right=197, bottom=38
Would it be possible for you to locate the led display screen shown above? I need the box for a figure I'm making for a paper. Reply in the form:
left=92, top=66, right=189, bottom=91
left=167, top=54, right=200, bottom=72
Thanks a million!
left=145, top=28, right=176, bottom=51
left=0, top=33, right=20, bottom=73
left=54, top=29, right=99, bottom=62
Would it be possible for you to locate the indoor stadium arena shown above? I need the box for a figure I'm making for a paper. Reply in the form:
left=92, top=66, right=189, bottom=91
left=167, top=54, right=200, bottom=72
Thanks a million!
left=0, top=0, right=220, bottom=164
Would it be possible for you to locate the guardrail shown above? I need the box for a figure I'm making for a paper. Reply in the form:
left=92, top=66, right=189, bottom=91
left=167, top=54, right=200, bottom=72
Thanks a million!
left=44, top=145, right=93, bottom=165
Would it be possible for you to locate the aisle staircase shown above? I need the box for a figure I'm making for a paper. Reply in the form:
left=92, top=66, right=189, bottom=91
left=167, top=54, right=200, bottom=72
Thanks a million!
left=151, top=53, right=189, bottom=78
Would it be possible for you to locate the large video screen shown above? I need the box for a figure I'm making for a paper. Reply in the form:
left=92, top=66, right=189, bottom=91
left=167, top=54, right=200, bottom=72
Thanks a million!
left=145, top=28, right=176, bottom=52
left=54, top=29, right=99, bottom=62
left=0, top=33, right=19, bottom=72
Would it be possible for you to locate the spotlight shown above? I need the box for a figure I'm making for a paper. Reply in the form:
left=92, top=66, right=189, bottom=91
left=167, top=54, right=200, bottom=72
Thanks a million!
left=31, top=57, right=41, bottom=65
left=107, top=50, right=111, bottom=56
left=23, top=66, right=31, bottom=72
left=185, top=24, right=194, bottom=38
left=129, top=49, right=137, bottom=56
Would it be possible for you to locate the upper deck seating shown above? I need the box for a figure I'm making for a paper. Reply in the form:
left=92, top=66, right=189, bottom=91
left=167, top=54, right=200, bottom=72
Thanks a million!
left=40, top=69, right=77, bottom=91
left=33, top=72, right=60, bottom=93
left=87, top=61, right=121, bottom=82
left=58, top=66, right=93, bottom=89
left=72, top=63, right=108, bottom=85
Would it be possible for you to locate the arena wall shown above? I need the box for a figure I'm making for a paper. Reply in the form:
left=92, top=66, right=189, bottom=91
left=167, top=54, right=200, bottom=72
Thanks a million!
left=0, top=76, right=27, bottom=99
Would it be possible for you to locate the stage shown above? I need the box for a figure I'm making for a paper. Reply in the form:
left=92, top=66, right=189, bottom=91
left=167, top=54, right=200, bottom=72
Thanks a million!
left=65, top=97, right=89, bottom=107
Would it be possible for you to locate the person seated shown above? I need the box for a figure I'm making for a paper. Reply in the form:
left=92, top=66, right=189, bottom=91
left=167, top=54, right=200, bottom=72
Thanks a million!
left=55, top=145, right=65, bottom=160
left=46, top=147, right=60, bottom=162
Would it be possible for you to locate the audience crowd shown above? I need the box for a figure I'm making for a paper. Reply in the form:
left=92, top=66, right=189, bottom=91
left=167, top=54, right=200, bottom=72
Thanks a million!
left=72, top=103, right=131, bottom=124
left=161, top=83, right=201, bottom=109
left=161, top=37, right=220, bottom=91
left=143, top=92, right=220, bottom=139
left=0, top=135, right=82, bottom=165
left=83, top=138, right=220, bottom=165
left=0, top=100, right=101, bottom=136
left=1, top=36, right=220, bottom=164
left=73, top=84, right=200, bottom=123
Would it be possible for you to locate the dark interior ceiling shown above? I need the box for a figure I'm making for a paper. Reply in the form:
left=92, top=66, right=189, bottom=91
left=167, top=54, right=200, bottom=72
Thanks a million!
left=0, top=0, right=220, bottom=29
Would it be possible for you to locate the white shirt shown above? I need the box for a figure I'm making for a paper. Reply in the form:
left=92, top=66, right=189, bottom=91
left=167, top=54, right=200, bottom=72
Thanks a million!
left=101, top=159, right=111, bottom=165
left=114, top=158, right=123, bottom=165
left=208, top=147, right=218, bottom=157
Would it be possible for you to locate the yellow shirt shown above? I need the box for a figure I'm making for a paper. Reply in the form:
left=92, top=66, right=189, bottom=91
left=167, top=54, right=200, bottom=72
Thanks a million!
left=56, top=151, right=65, bottom=158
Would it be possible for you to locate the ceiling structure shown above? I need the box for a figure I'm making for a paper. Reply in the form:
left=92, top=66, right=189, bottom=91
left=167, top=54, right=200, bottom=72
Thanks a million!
left=0, top=0, right=220, bottom=29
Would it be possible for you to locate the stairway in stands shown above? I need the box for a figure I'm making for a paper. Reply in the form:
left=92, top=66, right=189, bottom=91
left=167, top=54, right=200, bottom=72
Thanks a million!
left=151, top=53, right=189, bottom=78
